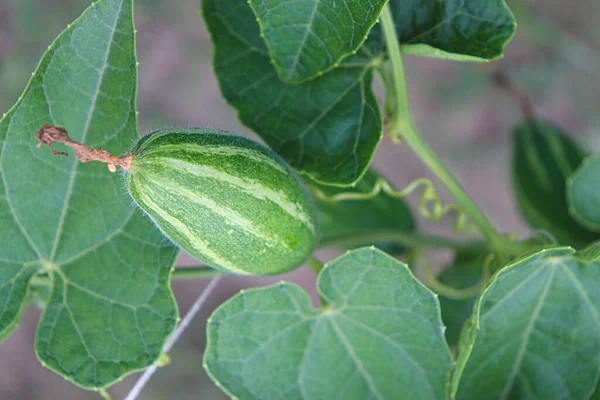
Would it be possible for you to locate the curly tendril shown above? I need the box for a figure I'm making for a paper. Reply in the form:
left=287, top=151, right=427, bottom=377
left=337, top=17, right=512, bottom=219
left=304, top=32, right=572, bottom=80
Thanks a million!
left=309, top=177, right=472, bottom=232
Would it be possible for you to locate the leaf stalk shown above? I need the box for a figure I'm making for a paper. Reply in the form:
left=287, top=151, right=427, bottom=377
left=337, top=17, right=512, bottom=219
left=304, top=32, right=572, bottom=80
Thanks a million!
left=380, top=4, right=514, bottom=256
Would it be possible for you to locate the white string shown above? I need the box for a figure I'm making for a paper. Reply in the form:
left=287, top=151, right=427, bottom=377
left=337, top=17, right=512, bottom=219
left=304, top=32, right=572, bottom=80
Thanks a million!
left=124, top=276, right=222, bottom=400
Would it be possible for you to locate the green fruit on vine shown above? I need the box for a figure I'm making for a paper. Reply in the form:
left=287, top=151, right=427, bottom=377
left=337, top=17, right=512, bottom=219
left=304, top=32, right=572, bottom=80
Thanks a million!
left=125, top=128, right=318, bottom=275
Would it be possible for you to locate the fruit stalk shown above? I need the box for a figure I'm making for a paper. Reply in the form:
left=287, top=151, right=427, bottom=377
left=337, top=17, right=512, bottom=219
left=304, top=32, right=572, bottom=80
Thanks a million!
left=35, top=124, right=133, bottom=172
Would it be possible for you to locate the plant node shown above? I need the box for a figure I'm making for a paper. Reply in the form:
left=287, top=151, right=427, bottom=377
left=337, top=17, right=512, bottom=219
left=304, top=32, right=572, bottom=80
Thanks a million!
left=35, top=124, right=133, bottom=172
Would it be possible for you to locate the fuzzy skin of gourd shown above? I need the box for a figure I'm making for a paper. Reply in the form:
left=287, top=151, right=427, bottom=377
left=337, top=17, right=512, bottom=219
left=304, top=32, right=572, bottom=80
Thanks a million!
left=126, top=128, right=317, bottom=275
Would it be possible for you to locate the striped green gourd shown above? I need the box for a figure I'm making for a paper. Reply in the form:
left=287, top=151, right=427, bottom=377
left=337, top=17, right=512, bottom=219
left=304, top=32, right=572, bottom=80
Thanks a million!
left=126, top=128, right=317, bottom=275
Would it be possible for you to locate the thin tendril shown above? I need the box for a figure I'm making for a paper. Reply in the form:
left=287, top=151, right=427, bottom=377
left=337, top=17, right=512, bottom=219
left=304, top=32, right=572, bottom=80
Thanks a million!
left=308, top=177, right=472, bottom=232
left=124, top=276, right=222, bottom=400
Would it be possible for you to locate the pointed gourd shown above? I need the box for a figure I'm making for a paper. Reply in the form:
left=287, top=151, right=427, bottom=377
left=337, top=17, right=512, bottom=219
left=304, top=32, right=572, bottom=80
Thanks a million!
left=126, top=129, right=317, bottom=275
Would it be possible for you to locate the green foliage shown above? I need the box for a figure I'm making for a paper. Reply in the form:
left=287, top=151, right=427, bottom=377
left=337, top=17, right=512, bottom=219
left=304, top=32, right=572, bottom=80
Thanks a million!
left=202, top=0, right=384, bottom=186
left=568, top=155, right=600, bottom=231
left=391, top=0, right=516, bottom=61
left=249, top=0, right=387, bottom=83
left=0, top=0, right=178, bottom=389
left=248, top=0, right=517, bottom=84
left=452, top=247, right=600, bottom=400
left=312, top=168, right=416, bottom=252
left=511, top=119, right=598, bottom=248
left=127, top=128, right=317, bottom=275
left=203, top=0, right=518, bottom=186
left=4, top=0, right=600, bottom=398
left=204, top=248, right=453, bottom=399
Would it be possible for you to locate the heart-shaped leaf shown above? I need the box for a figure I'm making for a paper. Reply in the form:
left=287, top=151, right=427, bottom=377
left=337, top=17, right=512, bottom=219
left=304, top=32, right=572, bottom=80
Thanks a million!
left=248, top=0, right=387, bottom=83
left=0, top=0, right=178, bottom=389
left=451, top=246, right=600, bottom=400
left=568, top=155, right=600, bottom=231
left=511, top=119, right=598, bottom=248
left=203, top=0, right=383, bottom=186
left=391, top=0, right=516, bottom=61
left=312, top=168, right=416, bottom=253
left=204, top=247, right=453, bottom=399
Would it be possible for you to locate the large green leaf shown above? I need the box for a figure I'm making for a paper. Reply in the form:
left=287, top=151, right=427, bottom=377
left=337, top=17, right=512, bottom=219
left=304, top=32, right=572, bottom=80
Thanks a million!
left=248, top=0, right=387, bottom=83
left=568, top=155, right=600, bottom=231
left=0, top=0, right=178, bottom=389
left=391, top=0, right=516, bottom=61
left=203, top=0, right=383, bottom=186
left=451, top=247, right=600, bottom=400
left=204, top=247, right=453, bottom=399
left=313, top=168, right=416, bottom=253
left=511, top=119, right=598, bottom=248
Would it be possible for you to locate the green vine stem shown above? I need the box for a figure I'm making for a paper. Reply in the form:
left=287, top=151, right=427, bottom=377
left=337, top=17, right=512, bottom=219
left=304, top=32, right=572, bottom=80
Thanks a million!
left=380, top=4, right=514, bottom=256
left=319, top=229, right=486, bottom=253
left=27, top=267, right=224, bottom=284
left=171, top=267, right=223, bottom=279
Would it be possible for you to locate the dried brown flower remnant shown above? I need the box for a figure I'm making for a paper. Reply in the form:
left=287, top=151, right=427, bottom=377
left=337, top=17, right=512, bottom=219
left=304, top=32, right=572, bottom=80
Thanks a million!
left=35, top=124, right=133, bottom=172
